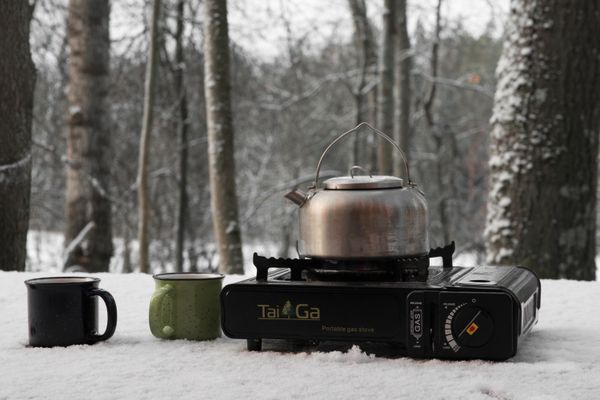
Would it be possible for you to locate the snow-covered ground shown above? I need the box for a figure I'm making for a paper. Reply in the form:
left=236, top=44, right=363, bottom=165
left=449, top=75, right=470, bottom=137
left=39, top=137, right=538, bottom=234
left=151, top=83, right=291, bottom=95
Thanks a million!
left=1, top=272, right=599, bottom=399
left=4, top=232, right=599, bottom=399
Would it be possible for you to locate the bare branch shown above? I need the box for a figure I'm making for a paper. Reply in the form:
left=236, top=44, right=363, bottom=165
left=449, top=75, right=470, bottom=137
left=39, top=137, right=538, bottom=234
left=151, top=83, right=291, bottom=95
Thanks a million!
left=414, top=71, right=494, bottom=99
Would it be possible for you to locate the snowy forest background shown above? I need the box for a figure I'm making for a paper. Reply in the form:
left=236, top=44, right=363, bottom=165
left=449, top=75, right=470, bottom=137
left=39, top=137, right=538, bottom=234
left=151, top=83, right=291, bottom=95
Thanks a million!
left=1, top=0, right=599, bottom=280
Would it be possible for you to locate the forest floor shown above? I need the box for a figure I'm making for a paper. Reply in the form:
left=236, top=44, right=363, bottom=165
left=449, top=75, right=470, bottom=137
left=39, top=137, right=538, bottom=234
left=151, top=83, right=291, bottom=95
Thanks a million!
left=1, top=232, right=599, bottom=398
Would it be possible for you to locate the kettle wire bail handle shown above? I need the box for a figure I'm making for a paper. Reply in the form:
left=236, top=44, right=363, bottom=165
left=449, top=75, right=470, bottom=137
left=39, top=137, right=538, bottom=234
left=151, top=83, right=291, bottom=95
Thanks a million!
left=349, top=165, right=372, bottom=178
left=312, top=122, right=411, bottom=189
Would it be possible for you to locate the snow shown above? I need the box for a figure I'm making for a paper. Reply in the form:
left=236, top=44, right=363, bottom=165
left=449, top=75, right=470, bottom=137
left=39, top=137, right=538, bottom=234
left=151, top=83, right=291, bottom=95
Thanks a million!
left=498, top=197, right=511, bottom=208
left=68, top=105, right=81, bottom=116
left=0, top=153, right=31, bottom=185
left=495, top=247, right=514, bottom=259
left=7, top=234, right=600, bottom=398
left=225, top=220, right=238, bottom=234
left=1, top=271, right=600, bottom=399
left=520, top=47, right=532, bottom=56
left=0, top=152, right=31, bottom=173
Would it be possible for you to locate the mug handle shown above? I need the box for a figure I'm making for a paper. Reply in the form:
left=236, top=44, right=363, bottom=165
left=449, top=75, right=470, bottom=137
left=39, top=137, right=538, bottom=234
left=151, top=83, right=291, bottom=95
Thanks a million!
left=88, top=288, right=118, bottom=342
left=149, top=284, right=176, bottom=339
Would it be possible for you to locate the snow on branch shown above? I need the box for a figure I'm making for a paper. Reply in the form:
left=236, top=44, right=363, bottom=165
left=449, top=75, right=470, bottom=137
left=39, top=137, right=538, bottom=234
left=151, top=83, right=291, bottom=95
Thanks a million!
left=0, top=152, right=31, bottom=184
left=0, top=152, right=31, bottom=173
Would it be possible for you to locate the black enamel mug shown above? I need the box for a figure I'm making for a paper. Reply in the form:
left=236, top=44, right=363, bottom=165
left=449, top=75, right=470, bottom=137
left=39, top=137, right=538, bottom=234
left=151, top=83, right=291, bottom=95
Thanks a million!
left=25, top=277, right=117, bottom=347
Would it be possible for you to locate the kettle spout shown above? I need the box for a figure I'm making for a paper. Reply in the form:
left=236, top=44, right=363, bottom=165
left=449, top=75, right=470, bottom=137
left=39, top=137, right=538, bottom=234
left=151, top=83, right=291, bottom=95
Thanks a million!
left=285, top=189, right=308, bottom=207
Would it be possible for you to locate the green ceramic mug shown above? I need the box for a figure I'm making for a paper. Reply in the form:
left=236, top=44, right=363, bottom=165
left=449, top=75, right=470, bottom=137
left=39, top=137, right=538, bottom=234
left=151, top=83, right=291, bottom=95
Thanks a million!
left=149, top=273, right=224, bottom=340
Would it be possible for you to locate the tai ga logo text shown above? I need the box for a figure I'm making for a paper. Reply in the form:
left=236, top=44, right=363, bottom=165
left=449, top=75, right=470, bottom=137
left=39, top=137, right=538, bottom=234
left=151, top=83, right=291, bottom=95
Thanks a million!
left=257, top=300, right=320, bottom=320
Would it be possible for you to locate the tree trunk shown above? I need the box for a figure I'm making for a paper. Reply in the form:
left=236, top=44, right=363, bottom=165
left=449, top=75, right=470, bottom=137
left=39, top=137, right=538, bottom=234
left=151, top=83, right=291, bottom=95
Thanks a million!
left=174, top=0, right=189, bottom=273
left=137, top=0, right=161, bottom=274
left=65, top=0, right=113, bottom=273
left=394, top=0, right=411, bottom=175
left=186, top=218, right=199, bottom=273
left=203, top=0, right=244, bottom=274
left=423, top=0, right=450, bottom=246
left=122, top=222, right=132, bottom=273
left=485, top=0, right=600, bottom=280
left=347, top=0, right=377, bottom=166
left=377, top=0, right=395, bottom=175
left=0, top=2, right=35, bottom=271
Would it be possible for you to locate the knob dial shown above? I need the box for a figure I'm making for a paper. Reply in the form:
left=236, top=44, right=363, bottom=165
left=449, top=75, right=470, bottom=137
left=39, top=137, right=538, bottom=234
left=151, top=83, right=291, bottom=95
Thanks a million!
left=451, top=305, right=494, bottom=348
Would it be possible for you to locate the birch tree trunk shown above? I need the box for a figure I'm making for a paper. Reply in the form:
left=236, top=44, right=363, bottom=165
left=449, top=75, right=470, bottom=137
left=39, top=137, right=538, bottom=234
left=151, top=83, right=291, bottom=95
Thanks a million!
left=485, top=0, right=600, bottom=280
left=0, top=1, right=35, bottom=271
left=377, top=0, right=396, bottom=175
left=65, top=0, right=113, bottom=272
left=137, top=0, right=161, bottom=274
left=393, top=0, right=411, bottom=174
left=204, top=0, right=244, bottom=274
left=174, top=0, right=189, bottom=273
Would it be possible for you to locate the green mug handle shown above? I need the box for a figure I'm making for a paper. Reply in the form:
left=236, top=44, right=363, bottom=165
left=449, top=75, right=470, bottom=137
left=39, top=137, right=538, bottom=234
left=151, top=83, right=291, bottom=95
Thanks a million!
left=149, top=284, right=176, bottom=339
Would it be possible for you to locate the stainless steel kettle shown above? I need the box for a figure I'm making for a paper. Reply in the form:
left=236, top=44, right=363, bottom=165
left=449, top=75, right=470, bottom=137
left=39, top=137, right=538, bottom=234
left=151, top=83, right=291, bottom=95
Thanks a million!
left=285, top=123, right=429, bottom=260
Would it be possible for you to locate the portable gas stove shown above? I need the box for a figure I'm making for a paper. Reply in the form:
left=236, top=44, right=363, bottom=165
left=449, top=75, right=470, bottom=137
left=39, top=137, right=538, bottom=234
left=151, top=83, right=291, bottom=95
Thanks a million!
left=220, top=243, right=541, bottom=360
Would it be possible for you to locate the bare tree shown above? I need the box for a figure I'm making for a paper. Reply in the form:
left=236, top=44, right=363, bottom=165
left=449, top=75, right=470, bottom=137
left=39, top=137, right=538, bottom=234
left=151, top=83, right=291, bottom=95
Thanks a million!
left=377, top=0, right=396, bottom=175
left=138, top=0, right=161, bottom=273
left=422, top=0, right=451, bottom=245
left=485, top=0, right=600, bottom=280
left=171, top=0, right=190, bottom=273
left=394, top=0, right=411, bottom=173
left=0, top=1, right=35, bottom=271
left=347, top=0, right=377, bottom=166
left=203, top=0, right=244, bottom=274
left=65, top=0, right=113, bottom=272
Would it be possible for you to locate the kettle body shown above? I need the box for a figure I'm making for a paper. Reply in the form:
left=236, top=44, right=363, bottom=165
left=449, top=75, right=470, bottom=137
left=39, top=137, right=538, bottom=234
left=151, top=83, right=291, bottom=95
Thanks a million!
left=286, top=123, right=429, bottom=260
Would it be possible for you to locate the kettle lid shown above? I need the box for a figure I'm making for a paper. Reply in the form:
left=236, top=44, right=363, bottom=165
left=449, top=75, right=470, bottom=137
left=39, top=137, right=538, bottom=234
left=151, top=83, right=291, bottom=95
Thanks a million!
left=323, top=175, right=404, bottom=190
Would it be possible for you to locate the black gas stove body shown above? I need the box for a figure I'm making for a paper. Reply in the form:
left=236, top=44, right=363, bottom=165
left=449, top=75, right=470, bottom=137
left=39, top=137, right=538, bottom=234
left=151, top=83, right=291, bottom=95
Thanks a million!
left=221, top=246, right=540, bottom=361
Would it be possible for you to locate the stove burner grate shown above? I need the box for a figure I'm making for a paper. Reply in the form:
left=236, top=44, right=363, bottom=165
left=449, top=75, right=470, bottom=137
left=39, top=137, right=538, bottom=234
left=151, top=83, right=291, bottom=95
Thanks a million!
left=252, top=242, right=455, bottom=282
